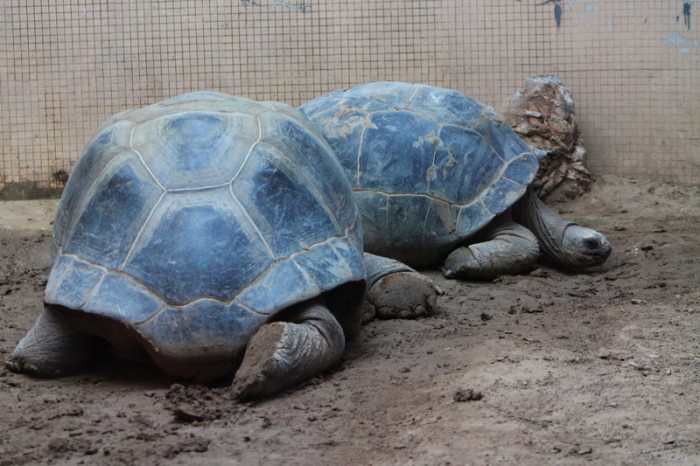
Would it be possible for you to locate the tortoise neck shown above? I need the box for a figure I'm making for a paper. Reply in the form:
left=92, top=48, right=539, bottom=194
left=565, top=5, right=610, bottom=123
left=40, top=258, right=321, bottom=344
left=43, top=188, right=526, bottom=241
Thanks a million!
left=512, top=188, right=574, bottom=265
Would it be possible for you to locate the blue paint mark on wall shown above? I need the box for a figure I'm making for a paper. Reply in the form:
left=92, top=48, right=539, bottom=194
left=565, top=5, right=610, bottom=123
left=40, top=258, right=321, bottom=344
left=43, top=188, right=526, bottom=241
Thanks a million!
left=665, top=32, right=699, bottom=54
left=682, top=3, right=691, bottom=30
left=554, top=3, right=562, bottom=27
left=538, top=0, right=563, bottom=28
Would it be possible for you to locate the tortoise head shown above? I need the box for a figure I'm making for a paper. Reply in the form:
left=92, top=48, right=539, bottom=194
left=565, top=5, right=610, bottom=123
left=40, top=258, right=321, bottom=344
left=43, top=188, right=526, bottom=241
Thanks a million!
left=559, top=224, right=612, bottom=268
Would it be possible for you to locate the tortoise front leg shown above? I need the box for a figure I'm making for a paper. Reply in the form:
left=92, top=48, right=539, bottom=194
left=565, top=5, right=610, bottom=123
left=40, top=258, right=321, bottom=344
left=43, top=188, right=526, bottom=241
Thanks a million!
left=442, top=218, right=540, bottom=281
left=232, top=299, right=345, bottom=400
left=363, top=253, right=438, bottom=321
left=6, top=306, right=107, bottom=377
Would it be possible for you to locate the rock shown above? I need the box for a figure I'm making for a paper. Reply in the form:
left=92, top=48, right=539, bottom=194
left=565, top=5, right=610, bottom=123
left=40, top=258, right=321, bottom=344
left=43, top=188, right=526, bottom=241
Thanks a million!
left=453, top=388, right=484, bottom=402
left=502, top=75, right=592, bottom=201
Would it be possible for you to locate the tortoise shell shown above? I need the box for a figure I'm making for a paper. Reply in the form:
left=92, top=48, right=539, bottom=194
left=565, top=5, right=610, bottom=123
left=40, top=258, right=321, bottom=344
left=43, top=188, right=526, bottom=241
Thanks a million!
left=47, top=91, right=365, bottom=370
left=301, top=82, right=544, bottom=268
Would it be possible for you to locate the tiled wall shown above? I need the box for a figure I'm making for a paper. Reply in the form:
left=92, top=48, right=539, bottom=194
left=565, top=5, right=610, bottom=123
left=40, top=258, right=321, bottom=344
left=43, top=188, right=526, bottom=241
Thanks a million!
left=1, top=0, right=698, bottom=194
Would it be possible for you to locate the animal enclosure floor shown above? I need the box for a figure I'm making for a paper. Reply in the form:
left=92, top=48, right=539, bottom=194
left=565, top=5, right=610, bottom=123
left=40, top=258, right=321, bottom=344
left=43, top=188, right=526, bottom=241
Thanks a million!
left=1, top=176, right=699, bottom=465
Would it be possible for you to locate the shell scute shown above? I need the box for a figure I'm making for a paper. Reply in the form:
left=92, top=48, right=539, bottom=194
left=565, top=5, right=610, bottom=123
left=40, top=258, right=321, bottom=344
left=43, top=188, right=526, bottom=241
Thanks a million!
left=258, top=111, right=358, bottom=230
left=360, top=110, right=438, bottom=194
left=476, top=113, right=532, bottom=163
left=137, top=300, right=266, bottom=363
left=235, top=259, right=314, bottom=315
left=132, top=111, right=257, bottom=190
left=231, top=143, right=339, bottom=259
left=63, top=154, right=163, bottom=270
left=503, top=154, right=541, bottom=185
left=481, top=176, right=525, bottom=214
left=353, top=192, right=389, bottom=252
left=53, top=121, right=135, bottom=252
left=122, top=188, right=273, bottom=305
left=429, top=124, right=504, bottom=204
left=83, top=273, right=163, bottom=323
left=44, top=255, right=104, bottom=311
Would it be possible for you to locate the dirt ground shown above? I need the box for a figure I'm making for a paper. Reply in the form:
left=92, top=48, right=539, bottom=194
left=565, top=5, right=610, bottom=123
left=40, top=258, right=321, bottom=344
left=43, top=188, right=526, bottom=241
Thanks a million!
left=0, top=175, right=698, bottom=465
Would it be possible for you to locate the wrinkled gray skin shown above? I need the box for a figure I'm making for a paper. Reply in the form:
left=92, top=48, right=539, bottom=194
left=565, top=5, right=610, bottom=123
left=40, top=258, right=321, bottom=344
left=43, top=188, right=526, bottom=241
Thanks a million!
left=301, top=82, right=611, bottom=308
left=442, top=188, right=612, bottom=280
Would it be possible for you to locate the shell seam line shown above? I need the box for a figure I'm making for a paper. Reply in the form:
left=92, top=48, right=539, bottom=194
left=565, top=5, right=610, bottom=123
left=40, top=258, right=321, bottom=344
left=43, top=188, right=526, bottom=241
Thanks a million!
left=119, top=191, right=167, bottom=271
left=356, top=124, right=367, bottom=186
left=119, top=125, right=170, bottom=270
left=405, top=85, right=424, bottom=107
left=54, top=219, right=360, bottom=311
left=226, top=115, right=277, bottom=259
left=425, top=122, right=445, bottom=193
left=129, top=125, right=166, bottom=191
left=229, top=115, right=263, bottom=183
left=225, top=218, right=361, bottom=304
left=260, top=137, right=345, bottom=233
left=229, top=191, right=277, bottom=259
left=356, top=149, right=533, bottom=206
left=354, top=188, right=463, bottom=206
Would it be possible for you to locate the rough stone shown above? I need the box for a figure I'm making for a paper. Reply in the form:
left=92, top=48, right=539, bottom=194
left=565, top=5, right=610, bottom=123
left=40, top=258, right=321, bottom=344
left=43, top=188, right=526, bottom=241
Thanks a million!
left=502, top=75, right=593, bottom=201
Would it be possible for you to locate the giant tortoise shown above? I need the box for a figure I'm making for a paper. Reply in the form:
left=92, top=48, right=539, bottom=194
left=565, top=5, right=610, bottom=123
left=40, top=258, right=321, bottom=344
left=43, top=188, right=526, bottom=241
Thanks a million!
left=301, top=82, right=611, bottom=284
left=7, top=92, right=376, bottom=399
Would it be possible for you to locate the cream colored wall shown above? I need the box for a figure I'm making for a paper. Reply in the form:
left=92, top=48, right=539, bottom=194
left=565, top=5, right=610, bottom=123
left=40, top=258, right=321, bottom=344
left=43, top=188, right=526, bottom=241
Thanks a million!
left=1, top=0, right=698, bottom=192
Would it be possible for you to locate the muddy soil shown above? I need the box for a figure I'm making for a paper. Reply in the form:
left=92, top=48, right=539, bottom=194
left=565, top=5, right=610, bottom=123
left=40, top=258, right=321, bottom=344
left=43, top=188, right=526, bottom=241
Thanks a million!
left=1, top=175, right=699, bottom=465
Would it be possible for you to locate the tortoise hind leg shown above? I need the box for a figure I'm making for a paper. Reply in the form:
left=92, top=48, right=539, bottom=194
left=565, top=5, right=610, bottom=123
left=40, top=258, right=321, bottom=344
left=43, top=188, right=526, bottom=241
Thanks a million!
left=232, top=299, right=345, bottom=400
left=442, top=218, right=540, bottom=281
left=6, top=306, right=107, bottom=377
left=363, top=253, right=438, bottom=321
